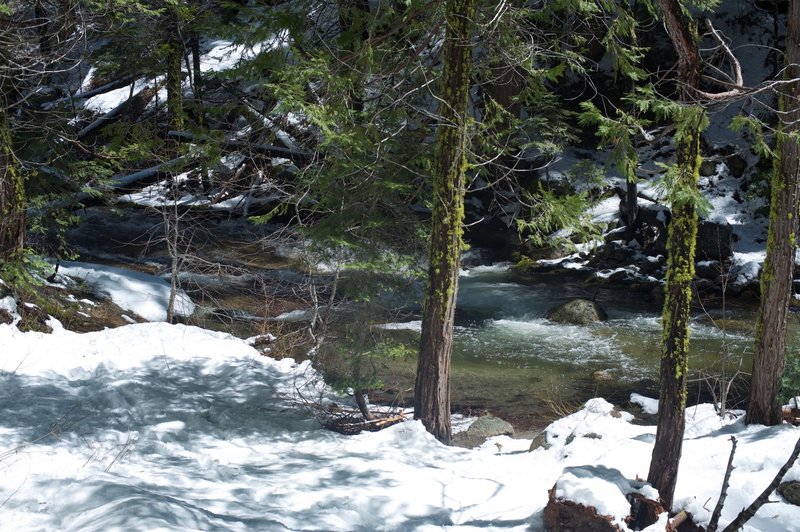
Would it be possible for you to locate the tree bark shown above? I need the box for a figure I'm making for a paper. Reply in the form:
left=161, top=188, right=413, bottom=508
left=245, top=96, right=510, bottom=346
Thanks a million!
left=414, top=0, right=475, bottom=445
left=747, top=0, right=800, bottom=427
left=164, top=6, right=185, bottom=132
left=647, top=0, right=702, bottom=511
left=0, top=104, right=25, bottom=261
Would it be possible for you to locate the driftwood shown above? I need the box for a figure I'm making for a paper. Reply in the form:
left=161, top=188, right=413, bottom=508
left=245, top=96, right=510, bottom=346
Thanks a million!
left=167, top=130, right=313, bottom=166
left=324, top=411, right=406, bottom=435
left=667, top=510, right=690, bottom=531
left=721, top=434, right=800, bottom=531
left=782, top=405, right=800, bottom=425
left=40, top=75, right=138, bottom=110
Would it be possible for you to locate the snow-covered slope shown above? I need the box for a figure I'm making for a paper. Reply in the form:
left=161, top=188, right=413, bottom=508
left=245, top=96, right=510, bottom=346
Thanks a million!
left=1, top=317, right=799, bottom=531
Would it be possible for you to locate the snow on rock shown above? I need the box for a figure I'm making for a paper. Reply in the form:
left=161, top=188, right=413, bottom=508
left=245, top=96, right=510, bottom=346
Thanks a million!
left=0, top=294, right=19, bottom=326
left=555, top=467, right=632, bottom=519
left=630, top=393, right=658, bottom=415
left=56, top=261, right=195, bottom=321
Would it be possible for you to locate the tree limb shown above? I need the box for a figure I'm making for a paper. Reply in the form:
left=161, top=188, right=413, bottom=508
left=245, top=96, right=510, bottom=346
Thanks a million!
left=721, top=433, right=800, bottom=531
left=44, top=75, right=137, bottom=108
left=708, top=436, right=737, bottom=532
left=697, top=19, right=744, bottom=101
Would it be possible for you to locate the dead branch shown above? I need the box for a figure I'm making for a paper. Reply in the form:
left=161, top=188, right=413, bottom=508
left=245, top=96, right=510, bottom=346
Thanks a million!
left=721, top=433, right=800, bottom=531
left=708, top=436, right=738, bottom=531
left=697, top=19, right=744, bottom=101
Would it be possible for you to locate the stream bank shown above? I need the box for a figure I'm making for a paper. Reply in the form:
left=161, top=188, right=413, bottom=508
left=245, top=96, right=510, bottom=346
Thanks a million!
left=61, top=205, right=794, bottom=434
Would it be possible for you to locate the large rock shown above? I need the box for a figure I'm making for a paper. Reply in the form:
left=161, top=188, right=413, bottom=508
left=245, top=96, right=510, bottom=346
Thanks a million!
left=546, top=298, right=608, bottom=325
left=779, top=481, right=800, bottom=506
left=452, top=414, right=514, bottom=448
left=696, top=218, right=733, bottom=261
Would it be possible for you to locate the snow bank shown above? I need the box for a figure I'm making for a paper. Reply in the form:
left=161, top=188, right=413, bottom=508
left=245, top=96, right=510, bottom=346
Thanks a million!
left=1, top=322, right=799, bottom=530
left=57, top=261, right=195, bottom=321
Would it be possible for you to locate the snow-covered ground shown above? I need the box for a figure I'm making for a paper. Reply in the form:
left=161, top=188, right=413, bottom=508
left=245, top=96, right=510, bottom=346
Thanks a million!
left=2, top=266, right=800, bottom=531
left=55, top=261, right=195, bottom=322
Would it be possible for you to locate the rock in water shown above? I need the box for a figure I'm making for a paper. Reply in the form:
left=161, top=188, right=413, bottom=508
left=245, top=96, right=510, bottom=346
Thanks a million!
left=546, top=298, right=608, bottom=325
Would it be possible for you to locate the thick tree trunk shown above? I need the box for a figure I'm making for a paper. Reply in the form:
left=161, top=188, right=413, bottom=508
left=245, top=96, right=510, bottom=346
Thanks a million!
left=746, top=0, right=800, bottom=426
left=414, top=0, right=474, bottom=445
left=647, top=0, right=702, bottom=511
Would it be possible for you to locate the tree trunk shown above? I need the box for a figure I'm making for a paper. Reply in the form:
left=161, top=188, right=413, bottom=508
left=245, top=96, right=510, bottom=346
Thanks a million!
left=746, top=0, right=800, bottom=427
left=414, top=0, right=475, bottom=446
left=0, top=104, right=25, bottom=261
left=647, top=0, right=702, bottom=511
left=164, top=8, right=184, bottom=132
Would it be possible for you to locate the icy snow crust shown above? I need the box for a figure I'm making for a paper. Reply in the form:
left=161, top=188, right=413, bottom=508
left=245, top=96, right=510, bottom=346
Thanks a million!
left=1, top=321, right=800, bottom=531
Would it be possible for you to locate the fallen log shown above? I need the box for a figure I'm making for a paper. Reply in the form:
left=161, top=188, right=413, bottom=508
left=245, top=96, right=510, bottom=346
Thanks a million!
left=166, top=130, right=313, bottom=166
left=77, top=85, right=159, bottom=140
left=27, top=155, right=193, bottom=216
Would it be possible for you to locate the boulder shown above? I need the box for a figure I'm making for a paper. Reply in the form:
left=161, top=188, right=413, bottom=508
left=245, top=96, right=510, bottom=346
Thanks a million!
left=779, top=481, right=800, bottom=506
left=725, top=153, right=748, bottom=178
left=696, top=219, right=733, bottom=261
left=547, top=298, right=608, bottom=325
left=452, top=414, right=514, bottom=448
left=700, top=158, right=718, bottom=177
left=528, top=430, right=552, bottom=451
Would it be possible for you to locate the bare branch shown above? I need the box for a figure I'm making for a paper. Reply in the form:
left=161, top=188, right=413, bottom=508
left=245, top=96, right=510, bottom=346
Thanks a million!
left=697, top=19, right=744, bottom=101
left=708, top=436, right=738, bottom=532
left=721, top=434, right=800, bottom=531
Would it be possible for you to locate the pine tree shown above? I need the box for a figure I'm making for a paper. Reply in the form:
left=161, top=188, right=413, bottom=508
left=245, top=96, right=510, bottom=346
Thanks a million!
left=0, top=1, right=82, bottom=263
left=646, top=0, right=705, bottom=511
left=414, top=0, right=475, bottom=445
left=746, top=0, right=800, bottom=426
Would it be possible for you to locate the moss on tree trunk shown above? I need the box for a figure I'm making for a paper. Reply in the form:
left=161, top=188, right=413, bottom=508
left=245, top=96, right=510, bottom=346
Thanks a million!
left=0, top=104, right=25, bottom=261
left=647, top=0, right=702, bottom=511
left=746, top=0, right=800, bottom=427
left=414, top=0, right=475, bottom=445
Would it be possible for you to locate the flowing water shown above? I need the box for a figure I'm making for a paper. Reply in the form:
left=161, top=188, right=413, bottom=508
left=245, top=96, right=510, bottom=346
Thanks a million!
left=68, top=206, right=781, bottom=432
left=365, top=264, right=762, bottom=430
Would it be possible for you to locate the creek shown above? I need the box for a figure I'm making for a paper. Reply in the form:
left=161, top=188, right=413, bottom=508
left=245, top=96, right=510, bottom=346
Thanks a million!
left=66, top=206, right=770, bottom=433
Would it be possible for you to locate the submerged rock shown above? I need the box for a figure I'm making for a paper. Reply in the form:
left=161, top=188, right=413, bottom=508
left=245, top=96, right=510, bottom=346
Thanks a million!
left=546, top=298, right=608, bottom=325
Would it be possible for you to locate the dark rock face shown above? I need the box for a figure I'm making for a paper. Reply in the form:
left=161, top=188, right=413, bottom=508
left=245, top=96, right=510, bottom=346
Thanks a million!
left=546, top=298, right=608, bottom=325
left=0, top=308, right=13, bottom=325
left=696, top=219, right=733, bottom=261
left=725, top=153, right=747, bottom=178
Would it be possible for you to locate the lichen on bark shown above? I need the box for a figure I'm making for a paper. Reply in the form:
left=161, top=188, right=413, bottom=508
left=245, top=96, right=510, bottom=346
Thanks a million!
left=415, top=0, right=475, bottom=445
